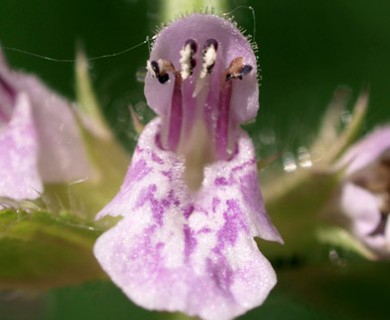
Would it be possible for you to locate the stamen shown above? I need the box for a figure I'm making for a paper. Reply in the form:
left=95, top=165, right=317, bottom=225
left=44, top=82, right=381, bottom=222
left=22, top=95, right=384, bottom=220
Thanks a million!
left=146, top=58, right=183, bottom=151
left=180, top=39, right=197, bottom=80
left=214, top=57, right=254, bottom=160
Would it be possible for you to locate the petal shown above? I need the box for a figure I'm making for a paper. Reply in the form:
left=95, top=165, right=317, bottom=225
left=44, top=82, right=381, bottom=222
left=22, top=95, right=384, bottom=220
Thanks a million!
left=0, top=93, right=42, bottom=200
left=144, top=13, right=259, bottom=125
left=336, top=127, right=390, bottom=257
left=341, top=182, right=390, bottom=257
left=94, top=118, right=281, bottom=320
left=0, top=50, right=93, bottom=184
left=339, top=127, right=390, bottom=175
left=341, top=183, right=381, bottom=237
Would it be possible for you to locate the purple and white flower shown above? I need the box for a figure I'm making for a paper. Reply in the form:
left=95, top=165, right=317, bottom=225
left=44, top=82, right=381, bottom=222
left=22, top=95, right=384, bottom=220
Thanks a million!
left=338, top=127, right=390, bottom=258
left=0, top=51, right=92, bottom=201
left=94, top=14, right=282, bottom=320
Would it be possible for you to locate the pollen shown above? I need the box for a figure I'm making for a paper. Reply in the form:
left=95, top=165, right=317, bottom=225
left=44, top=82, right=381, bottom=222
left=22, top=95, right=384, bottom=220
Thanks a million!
left=199, top=39, right=218, bottom=79
left=179, top=39, right=197, bottom=80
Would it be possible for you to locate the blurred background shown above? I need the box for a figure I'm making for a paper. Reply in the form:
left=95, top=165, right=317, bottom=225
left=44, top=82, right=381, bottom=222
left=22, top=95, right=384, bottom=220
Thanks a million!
left=0, top=0, right=389, bottom=319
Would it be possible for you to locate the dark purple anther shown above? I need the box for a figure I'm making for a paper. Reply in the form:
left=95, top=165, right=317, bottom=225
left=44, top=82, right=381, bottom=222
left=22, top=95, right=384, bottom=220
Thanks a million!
left=185, top=39, right=198, bottom=73
left=203, top=38, right=218, bottom=52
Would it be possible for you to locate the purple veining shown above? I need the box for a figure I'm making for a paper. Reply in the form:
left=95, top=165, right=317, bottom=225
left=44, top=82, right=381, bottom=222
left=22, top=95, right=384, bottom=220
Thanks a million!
left=135, top=184, right=164, bottom=226
left=162, top=169, right=173, bottom=181
left=94, top=116, right=282, bottom=320
left=184, top=204, right=195, bottom=219
left=232, top=158, right=256, bottom=173
left=130, top=159, right=151, bottom=182
left=217, top=200, right=247, bottom=246
left=215, top=176, right=230, bottom=186
left=151, top=151, right=164, bottom=164
left=184, top=224, right=197, bottom=260
left=207, top=255, right=234, bottom=297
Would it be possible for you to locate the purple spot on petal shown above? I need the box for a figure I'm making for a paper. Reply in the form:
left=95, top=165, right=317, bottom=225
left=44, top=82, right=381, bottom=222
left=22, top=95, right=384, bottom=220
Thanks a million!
left=183, top=204, right=195, bottom=219
left=217, top=200, right=247, bottom=247
left=151, top=152, right=164, bottom=164
left=134, top=184, right=165, bottom=226
left=183, top=225, right=197, bottom=260
left=198, top=227, right=212, bottom=234
left=207, top=255, right=234, bottom=297
left=162, top=170, right=173, bottom=181
left=135, top=145, right=144, bottom=153
left=215, top=177, right=229, bottom=186
left=131, top=159, right=151, bottom=182
left=232, top=158, right=256, bottom=173
left=161, top=198, right=170, bottom=207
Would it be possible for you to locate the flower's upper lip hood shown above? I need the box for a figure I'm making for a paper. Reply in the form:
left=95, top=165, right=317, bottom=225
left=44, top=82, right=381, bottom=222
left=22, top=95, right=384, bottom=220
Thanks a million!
left=144, top=13, right=259, bottom=125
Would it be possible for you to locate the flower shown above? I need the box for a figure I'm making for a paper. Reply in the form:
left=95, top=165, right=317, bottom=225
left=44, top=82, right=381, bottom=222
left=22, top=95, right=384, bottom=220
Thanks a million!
left=337, top=127, right=390, bottom=258
left=0, top=50, right=92, bottom=201
left=94, top=13, right=282, bottom=320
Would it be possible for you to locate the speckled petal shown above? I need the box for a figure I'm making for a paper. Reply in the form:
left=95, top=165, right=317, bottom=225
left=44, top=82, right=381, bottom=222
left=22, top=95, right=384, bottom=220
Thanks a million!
left=0, top=94, right=42, bottom=200
left=94, top=119, right=281, bottom=320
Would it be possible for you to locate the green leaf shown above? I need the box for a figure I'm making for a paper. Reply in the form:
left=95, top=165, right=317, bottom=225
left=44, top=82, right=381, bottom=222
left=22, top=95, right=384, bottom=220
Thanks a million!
left=276, top=261, right=390, bottom=320
left=0, top=209, right=106, bottom=290
left=261, top=168, right=341, bottom=258
left=317, top=226, right=377, bottom=260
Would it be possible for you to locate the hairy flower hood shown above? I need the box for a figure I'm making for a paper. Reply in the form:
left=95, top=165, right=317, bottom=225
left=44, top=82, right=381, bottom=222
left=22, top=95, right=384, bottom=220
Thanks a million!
left=94, top=13, right=282, bottom=320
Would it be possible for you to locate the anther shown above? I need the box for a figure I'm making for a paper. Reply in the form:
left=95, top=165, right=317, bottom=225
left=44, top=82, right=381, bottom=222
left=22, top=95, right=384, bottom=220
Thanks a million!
left=226, top=57, right=253, bottom=81
left=146, top=59, right=177, bottom=84
left=180, top=39, right=198, bottom=80
left=199, top=38, right=218, bottom=79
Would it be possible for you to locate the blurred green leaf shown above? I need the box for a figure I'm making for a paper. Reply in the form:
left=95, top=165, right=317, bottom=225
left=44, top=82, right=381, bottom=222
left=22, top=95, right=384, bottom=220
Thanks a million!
left=0, top=209, right=106, bottom=290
